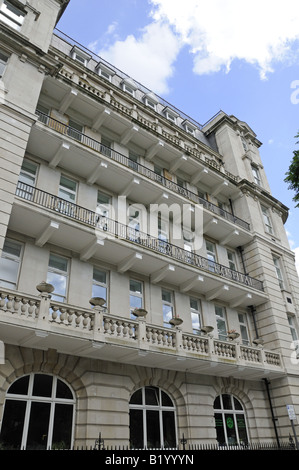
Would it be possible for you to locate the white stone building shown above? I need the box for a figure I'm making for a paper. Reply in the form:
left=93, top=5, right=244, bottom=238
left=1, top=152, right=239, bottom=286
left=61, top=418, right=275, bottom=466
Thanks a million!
left=0, top=0, right=298, bottom=450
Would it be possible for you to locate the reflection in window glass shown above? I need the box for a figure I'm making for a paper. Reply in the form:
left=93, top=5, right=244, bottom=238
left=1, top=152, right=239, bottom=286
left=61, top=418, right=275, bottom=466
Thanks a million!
left=47, top=254, right=68, bottom=302
left=214, top=394, right=248, bottom=447
left=0, top=239, right=22, bottom=289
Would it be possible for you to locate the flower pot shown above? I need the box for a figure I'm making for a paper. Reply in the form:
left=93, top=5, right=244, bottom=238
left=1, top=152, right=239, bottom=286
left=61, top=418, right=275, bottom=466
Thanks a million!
left=132, top=308, right=148, bottom=317
left=89, top=297, right=106, bottom=307
left=36, top=282, right=54, bottom=294
left=169, top=317, right=183, bottom=326
left=227, top=332, right=240, bottom=340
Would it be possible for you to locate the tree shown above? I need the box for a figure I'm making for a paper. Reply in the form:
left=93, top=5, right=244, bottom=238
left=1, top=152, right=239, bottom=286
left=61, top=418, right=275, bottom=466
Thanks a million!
left=285, top=131, right=299, bottom=207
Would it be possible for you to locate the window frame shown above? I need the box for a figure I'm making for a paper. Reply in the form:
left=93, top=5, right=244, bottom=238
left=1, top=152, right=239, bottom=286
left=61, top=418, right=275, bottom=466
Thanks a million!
left=129, top=279, right=144, bottom=318
left=0, top=238, right=23, bottom=289
left=238, top=312, right=250, bottom=345
left=0, top=0, right=25, bottom=31
left=261, top=205, right=274, bottom=235
left=215, top=305, right=227, bottom=341
left=47, top=253, right=69, bottom=303
left=190, top=297, right=202, bottom=334
left=162, top=288, right=174, bottom=327
left=214, top=394, right=249, bottom=447
left=58, top=175, right=77, bottom=204
left=0, top=48, right=9, bottom=77
left=92, top=267, right=108, bottom=305
left=272, top=254, right=284, bottom=289
left=205, top=239, right=217, bottom=272
left=251, top=165, right=261, bottom=186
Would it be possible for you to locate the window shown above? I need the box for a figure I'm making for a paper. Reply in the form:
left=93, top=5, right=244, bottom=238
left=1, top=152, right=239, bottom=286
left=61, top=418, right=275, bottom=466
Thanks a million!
left=47, top=254, right=68, bottom=302
left=227, top=250, right=237, bottom=271
left=128, top=207, right=141, bottom=242
left=68, top=119, right=82, bottom=142
left=0, top=239, right=22, bottom=289
left=128, top=151, right=138, bottom=171
left=0, top=49, right=8, bottom=77
left=288, top=315, right=298, bottom=342
left=206, top=240, right=217, bottom=272
left=272, top=255, right=284, bottom=289
left=238, top=313, right=250, bottom=345
left=251, top=165, right=261, bottom=186
left=16, top=159, right=38, bottom=200
left=215, top=305, right=227, bottom=341
left=58, top=176, right=77, bottom=203
left=190, top=298, right=201, bottom=334
left=92, top=268, right=107, bottom=304
left=261, top=206, right=273, bottom=234
left=96, top=62, right=114, bottom=81
left=143, top=92, right=159, bottom=110
left=158, top=216, right=169, bottom=252
left=121, top=78, right=137, bottom=96
left=183, top=120, right=196, bottom=136
left=130, top=279, right=143, bottom=318
left=100, top=137, right=112, bottom=158
left=241, top=137, right=248, bottom=152
left=163, top=107, right=178, bottom=124
left=129, top=387, right=176, bottom=449
left=71, top=46, right=91, bottom=67
left=0, top=374, right=75, bottom=450
left=96, top=191, right=111, bottom=221
left=162, top=289, right=174, bottom=327
left=214, top=394, right=249, bottom=447
left=0, top=1, right=25, bottom=31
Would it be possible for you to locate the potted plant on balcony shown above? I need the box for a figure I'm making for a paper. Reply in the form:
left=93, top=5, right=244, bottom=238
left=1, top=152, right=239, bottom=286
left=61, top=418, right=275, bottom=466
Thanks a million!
left=227, top=329, right=240, bottom=340
left=169, top=315, right=183, bottom=326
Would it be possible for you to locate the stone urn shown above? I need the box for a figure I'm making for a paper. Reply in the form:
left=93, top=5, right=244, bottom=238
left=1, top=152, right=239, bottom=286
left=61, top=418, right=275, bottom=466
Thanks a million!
left=89, top=297, right=106, bottom=307
left=36, top=281, right=54, bottom=294
left=169, top=317, right=183, bottom=327
left=201, top=325, right=214, bottom=335
left=227, top=332, right=240, bottom=341
left=132, top=308, right=148, bottom=317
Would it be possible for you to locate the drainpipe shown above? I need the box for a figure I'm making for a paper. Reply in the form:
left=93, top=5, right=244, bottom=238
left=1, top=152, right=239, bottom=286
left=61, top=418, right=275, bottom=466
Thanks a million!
left=263, top=378, right=280, bottom=448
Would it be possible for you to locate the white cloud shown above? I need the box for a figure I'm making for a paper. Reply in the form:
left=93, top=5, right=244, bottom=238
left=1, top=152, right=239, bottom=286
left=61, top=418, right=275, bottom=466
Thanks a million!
left=286, top=230, right=299, bottom=277
left=98, top=21, right=181, bottom=94
left=149, top=0, right=299, bottom=79
left=294, top=247, right=299, bottom=277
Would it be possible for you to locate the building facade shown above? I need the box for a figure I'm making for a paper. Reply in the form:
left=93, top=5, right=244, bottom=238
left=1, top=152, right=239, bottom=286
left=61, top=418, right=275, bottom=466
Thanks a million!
left=0, top=0, right=299, bottom=450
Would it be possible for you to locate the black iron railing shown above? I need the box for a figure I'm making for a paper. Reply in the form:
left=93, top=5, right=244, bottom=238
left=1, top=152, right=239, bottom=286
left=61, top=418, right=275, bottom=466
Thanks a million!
left=35, top=110, right=250, bottom=231
left=16, top=182, right=263, bottom=292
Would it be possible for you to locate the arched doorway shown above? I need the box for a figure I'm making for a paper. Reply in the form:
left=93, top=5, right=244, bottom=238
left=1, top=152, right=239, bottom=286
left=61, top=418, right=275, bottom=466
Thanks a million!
left=214, top=393, right=249, bottom=447
left=129, top=386, right=177, bottom=449
left=0, top=373, right=75, bottom=450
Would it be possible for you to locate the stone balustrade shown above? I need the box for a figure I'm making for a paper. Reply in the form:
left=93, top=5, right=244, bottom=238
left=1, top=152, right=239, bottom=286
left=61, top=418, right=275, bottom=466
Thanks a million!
left=0, top=289, right=283, bottom=372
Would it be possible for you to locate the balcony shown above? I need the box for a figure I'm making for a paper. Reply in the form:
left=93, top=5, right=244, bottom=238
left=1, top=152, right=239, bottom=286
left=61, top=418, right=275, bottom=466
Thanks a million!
left=0, top=289, right=285, bottom=380
left=13, top=182, right=264, bottom=300
left=27, top=111, right=251, bottom=245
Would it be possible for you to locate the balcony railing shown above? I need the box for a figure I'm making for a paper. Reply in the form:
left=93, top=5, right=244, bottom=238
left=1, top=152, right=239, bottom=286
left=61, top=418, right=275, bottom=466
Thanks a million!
left=35, top=110, right=250, bottom=231
left=0, top=289, right=282, bottom=373
left=15, top=182, right=264, bottom=292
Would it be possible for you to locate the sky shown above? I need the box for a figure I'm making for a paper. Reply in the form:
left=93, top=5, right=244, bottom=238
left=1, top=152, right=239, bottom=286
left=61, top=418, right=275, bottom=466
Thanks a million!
left=58, top=0, right=299, bottom=274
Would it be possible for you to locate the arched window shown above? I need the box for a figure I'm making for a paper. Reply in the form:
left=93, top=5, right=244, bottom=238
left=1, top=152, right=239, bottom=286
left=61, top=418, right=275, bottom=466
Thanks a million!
left=0, top=373, right=75, bottom=450
left=129, top=386, right=177, bottom=449
left=214, top=394, right=249, bottom=447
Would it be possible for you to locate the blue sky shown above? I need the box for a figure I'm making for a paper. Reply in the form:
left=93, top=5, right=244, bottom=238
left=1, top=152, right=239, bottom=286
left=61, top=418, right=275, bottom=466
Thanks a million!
left=58, top=0, right=299, bottom=273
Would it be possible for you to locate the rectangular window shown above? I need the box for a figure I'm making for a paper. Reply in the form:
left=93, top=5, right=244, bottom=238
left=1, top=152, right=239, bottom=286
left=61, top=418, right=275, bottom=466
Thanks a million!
left=272, top=255, right=284, bottom=289
left=68, top=119, right=82, bottom=142
left=288, top=315, right=298, bottom=342
left=59, top=176, right=77, bottom=203
left=16, top=159, right=38, bottom=200
left=238, top=313, right=250, bottom=345
left=92, top=267, right=107, bottom=304
left=158, top=216, right=169, bottom=252
left=251, top=165, right=261, bottom=186
left=101, top=137, right=112, bottom=158
left=128, top=152, right=138, bottom=171
left=0, top=49, right=8, bottom=77
left=215, top=305, right=227, bottom=341
left=190, top=298, right=201, bottom=334
left=0, top=1, right=25, bottom=31
left=47, top=253, right=68, bottom=302
left=206, top=240, right=217, bottom=272
left=227, top=250, right=237, bottom=271
left=162, top=289, right=174, bottom=327
left=130, top=279, right=143, bottom=318
left=0, top=239, right=22, bottom=289
left=261, top=206, right=274, bottom=234
left=97, top=191, right=111, bottom=217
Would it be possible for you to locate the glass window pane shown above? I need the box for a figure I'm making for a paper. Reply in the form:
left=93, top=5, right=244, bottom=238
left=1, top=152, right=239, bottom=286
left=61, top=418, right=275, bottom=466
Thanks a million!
left=52, top=404, right=73, bottom=449
left=237, top=416, right=248, bottom=446
left=130, top=295, right=142, bottom=310
left=145, top=387, right=159, bottom=405
left=3, top=240, right=21, bottom=258
left=233, top=397, right=243, bottom=410
left=163, top=411, right=176, bottom=448
left=0, top=257, right=20, bottom=287
left=56, top=379, right=73, bottom=399
left=130, top=280, right=142, bottom=293
left=146, top=410, right=160, bottom=448
left=130, top=409, right=143, bottom=449
left=7, top=376, right=29, bottom=395
left=92, top=284, right=107, bottom=300
left=161, top=391, right=173, bottom=407
left=47, top=272, right=66, bottom=298
left=93, top=268, right=106, bottom=284
left=222, top=394, right=232, bottom=409
left=0, top=400, right=26, bottom=450
left=60, top=176, right=76, bottom=192
left=214, top=396, right=221, bottom=409
left=26, top=402, right=51, bottom=450
left=163, top=304, right=173, bottom=324
left=48, top=254, right=68, bottom=272
left=32, top=374, right=53, bottom=397
left=214, top=412, right=226, bottom=447
left=130, top=389, right=142, bottom=405
left=162, top=289, right=171, bottom=303
left=225, top=413, right=238, bottom=446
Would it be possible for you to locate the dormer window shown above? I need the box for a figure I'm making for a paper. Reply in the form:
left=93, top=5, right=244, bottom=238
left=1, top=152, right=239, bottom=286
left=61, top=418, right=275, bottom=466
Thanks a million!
left=71, top=46, right=91, bottom=67
left=143, top=92, right=159, bottom=111
left=121, top=78, right=138, bottom=97
left=96, top=62, right=114, bottom=82
left=163, top=106, right=179, bottom=124
left=182, top=119, right=197, bottom=136
left=0, top=0, right=25, bottom=31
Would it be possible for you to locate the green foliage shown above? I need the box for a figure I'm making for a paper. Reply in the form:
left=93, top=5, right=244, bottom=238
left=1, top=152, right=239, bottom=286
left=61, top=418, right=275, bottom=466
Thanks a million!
left=285, top=132, right=299, bottom=207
